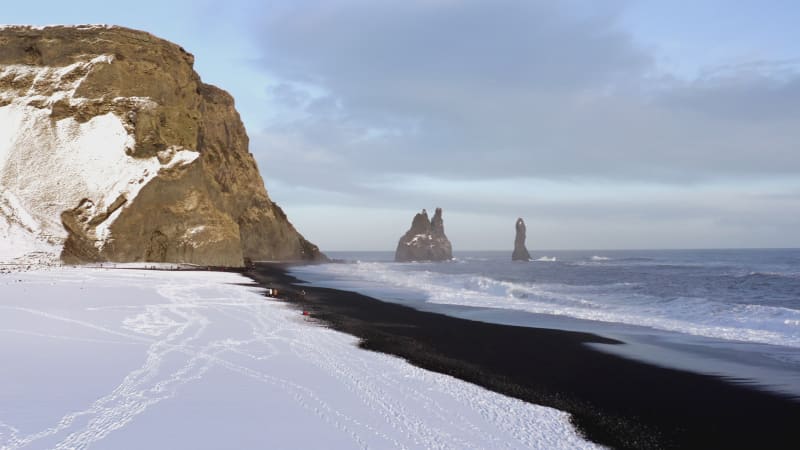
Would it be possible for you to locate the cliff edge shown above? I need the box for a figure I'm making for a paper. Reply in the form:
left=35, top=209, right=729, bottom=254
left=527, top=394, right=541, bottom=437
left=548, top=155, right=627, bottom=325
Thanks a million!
left=0, top=25, right=324, bottom=266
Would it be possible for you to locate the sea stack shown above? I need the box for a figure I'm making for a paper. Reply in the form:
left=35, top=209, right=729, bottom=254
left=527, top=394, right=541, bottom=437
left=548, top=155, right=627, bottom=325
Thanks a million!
left=395, top=208, right=453, bottom=262
left=0, top=25, right=324, bottom=266
left=512, top=218, right=532, bottom=261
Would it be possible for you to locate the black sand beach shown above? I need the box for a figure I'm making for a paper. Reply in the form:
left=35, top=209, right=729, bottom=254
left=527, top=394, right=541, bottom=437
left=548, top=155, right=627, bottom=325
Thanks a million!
left=246, top=263, right=800, bottom=449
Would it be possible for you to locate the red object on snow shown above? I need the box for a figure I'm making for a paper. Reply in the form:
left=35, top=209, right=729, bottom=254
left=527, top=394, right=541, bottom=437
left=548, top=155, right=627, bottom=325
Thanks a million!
left=302, top=310, right=310, bottom=316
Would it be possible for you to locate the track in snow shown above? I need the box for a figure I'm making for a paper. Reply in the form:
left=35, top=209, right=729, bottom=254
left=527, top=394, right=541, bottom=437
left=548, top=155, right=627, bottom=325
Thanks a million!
left=0, top=268, right=600, bottom=449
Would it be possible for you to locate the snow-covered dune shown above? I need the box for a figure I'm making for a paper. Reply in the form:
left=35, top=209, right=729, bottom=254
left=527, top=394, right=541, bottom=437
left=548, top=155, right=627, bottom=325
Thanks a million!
left=0, top=269, right=599, bottom=449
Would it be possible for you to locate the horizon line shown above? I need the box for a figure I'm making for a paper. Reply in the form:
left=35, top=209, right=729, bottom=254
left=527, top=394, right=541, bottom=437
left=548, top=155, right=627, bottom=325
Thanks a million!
left=320, top=247, right=800, bottom=253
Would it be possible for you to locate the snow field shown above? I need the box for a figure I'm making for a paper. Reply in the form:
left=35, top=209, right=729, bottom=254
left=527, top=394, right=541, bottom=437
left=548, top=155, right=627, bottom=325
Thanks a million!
left=0, top=269, right=600, bottom=449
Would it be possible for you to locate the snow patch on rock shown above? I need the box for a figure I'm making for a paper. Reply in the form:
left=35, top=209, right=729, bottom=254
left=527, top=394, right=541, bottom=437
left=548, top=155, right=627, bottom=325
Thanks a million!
left=0, top=56, right=199, bottom=263
left=0, top=24, right=118, bottom=32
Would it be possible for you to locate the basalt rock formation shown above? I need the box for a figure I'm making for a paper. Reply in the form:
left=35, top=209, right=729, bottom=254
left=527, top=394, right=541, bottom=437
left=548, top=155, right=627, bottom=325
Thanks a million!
left=0, top=25, right=324, bottom=266
left=395, top=208, right=453, bottom=262
left=512, top=218, right=531, bottom=261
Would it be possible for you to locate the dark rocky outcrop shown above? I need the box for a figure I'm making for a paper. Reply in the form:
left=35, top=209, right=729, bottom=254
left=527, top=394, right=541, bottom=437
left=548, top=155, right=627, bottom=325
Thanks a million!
left=512, top=218, right=531, bottom=261
left=395, top=208, right=453, bottom=262
left=0, top=25, right=325, bottom=266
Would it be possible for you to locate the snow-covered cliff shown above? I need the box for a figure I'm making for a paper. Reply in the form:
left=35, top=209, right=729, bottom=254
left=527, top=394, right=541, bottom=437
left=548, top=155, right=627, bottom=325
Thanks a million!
left=0, top=25, right=323, bottom=266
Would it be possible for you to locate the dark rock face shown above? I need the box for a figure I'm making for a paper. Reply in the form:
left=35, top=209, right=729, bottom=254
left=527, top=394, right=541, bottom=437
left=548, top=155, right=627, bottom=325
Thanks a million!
left=512, top=218, right=532, bottom=261
left=395, top=208, right=453, bottom=262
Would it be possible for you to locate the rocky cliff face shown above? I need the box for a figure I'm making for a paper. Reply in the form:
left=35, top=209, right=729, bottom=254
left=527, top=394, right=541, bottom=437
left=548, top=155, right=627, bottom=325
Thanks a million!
left=0, top=25, right=324, bottom=266
left=395, top=208, right=453, bottom=262
left=512, top=218, right=531, bottom=261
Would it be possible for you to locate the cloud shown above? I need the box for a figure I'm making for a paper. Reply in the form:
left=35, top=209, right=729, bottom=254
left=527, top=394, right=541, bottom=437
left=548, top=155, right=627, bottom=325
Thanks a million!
left=257, top=0, right=647, bottom=94
left=659, top=61, right=800, bottom=120
left=239, top=0, right=800, bottom=250
left=247, top=0, right=800, bottom=194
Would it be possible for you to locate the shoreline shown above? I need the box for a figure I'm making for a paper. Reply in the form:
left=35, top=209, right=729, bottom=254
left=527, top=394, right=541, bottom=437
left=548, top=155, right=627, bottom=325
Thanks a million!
left=245, top=262, right=800, bottom=449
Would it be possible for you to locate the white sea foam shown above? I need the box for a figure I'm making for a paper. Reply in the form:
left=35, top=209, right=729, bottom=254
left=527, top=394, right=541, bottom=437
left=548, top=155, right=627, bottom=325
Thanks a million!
left=295, top=262, right=800, bottom=348
left=535, top=256, right=557, bottom=262
left=590, top=256, right=610, bottom=261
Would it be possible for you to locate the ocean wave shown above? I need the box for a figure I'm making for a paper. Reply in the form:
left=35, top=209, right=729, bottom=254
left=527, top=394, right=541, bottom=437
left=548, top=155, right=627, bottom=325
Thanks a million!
left=534, top=256, right=557, bottom=262
left=293, top=262, right=800, bottom=348
left=590, top=256, right=610, bottom=261
left=742, top=271, right=800, bottom=280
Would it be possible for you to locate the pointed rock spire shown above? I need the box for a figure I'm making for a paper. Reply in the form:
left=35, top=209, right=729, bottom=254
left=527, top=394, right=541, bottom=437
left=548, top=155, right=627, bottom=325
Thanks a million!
left=512, top=217, right=532, bottom=261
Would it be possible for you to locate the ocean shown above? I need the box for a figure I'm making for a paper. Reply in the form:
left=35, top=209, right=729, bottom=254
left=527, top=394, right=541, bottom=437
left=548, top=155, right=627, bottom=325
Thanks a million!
left=290, top=249, right=800, bottom=398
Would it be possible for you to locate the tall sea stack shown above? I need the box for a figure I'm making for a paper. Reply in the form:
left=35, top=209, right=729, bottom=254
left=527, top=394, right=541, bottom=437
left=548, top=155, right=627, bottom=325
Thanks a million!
left=0, top=25, right=324, bottom=266
left=395, top=208, right=453, bottom=262
left=512, top=218, right=531, bottom=261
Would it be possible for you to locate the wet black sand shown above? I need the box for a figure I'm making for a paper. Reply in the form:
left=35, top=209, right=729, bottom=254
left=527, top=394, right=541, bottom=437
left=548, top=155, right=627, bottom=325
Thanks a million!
left=245, top=263, right=800, bottom=449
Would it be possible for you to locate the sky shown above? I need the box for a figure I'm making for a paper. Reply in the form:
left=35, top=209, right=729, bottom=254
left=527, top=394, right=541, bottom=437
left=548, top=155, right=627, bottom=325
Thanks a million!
left=3, top=0, right=800, bottom=251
